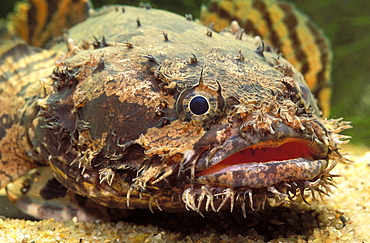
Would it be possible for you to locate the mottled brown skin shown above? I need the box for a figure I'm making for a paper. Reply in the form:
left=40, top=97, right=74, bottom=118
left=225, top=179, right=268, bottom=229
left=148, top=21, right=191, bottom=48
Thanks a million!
left=0, top=6, right=351, bottom=216
left=200, top=0, right=333, bottom=117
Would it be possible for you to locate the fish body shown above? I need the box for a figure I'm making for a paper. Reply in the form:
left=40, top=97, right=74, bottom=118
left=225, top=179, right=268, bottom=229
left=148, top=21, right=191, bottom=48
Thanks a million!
left=0, top=3, right=350, bottom=221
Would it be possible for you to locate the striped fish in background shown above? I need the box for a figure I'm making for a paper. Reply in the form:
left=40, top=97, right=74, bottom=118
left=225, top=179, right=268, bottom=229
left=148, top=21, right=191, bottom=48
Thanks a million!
left=200, top=0, right=332, bottom=117
left=3, top=0, right=91, bottom=47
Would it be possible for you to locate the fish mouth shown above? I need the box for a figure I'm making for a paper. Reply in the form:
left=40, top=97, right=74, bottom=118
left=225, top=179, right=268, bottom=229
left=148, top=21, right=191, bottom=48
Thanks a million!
left=195, top=130, right=329, bottom=188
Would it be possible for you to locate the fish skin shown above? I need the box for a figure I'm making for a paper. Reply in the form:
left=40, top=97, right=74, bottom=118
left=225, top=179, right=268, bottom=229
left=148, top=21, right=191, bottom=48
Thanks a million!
left=200, top=0, right=332, bottom=117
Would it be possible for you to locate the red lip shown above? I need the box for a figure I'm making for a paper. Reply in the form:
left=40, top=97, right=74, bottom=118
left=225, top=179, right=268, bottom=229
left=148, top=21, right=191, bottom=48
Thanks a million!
left=197, top=138, right=318, bottom=177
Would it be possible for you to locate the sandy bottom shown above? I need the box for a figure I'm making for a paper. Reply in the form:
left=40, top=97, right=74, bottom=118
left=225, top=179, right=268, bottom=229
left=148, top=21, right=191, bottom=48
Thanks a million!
left=0, top=145, right=369, bottom=242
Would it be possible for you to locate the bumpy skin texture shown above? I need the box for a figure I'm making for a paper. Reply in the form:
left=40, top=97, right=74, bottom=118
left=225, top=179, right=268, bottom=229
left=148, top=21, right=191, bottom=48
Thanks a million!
left=200, top=0, right=333, bottom=116
left=0, top=6, right=350, bottom=215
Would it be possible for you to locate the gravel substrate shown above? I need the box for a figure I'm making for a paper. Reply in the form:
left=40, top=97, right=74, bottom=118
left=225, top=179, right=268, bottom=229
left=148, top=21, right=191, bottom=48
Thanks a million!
left=0, top=146, right=368, bottom=242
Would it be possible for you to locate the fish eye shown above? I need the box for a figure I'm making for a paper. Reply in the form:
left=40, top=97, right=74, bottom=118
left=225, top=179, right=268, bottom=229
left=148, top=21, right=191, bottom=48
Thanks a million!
left=176, top=78, right=225, bottom=123
left=189, top=96, right=209, bottom=115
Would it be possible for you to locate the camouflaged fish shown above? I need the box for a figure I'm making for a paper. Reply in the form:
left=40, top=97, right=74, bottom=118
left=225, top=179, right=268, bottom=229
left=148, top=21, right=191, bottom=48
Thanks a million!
left=0, top=0, right=351, bottom=221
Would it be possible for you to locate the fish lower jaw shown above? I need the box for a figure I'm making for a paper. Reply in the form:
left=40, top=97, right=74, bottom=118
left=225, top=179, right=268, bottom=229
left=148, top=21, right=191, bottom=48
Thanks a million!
left=183, top=135, right=334, bottom=214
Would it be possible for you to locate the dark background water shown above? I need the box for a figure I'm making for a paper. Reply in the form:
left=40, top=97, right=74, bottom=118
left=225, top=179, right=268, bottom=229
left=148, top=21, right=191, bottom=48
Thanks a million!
left=1, top=0, right=369, bottom=145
